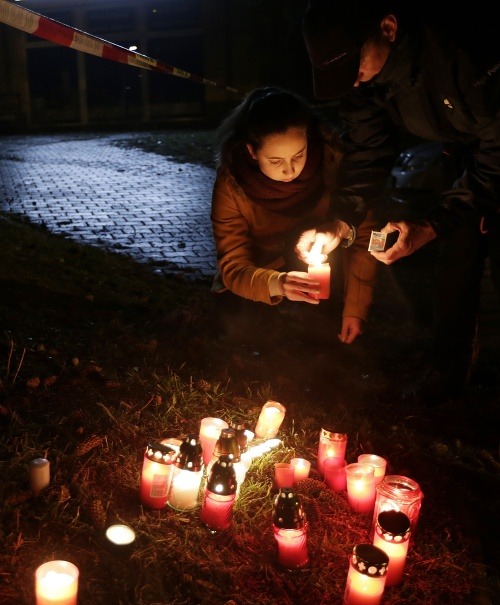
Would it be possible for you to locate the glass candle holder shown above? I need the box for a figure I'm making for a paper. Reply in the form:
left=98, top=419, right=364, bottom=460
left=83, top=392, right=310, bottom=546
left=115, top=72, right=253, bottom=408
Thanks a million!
left=317, top=429, right=347, bottom=476
left=35, top=560, right=79, bottom=605
left=308, top=262, right=331, bottom=299
left=200, top=455, right=237, bottom=533
left=168, top=435, right=204, bottom=511
left=323, top=456, right=347, bottom=492
left=343, top=544, right=389, bottom=605
left=290, top=458, right=311, bottom=483
left=273, top=487, right=308, bottom=569
left=29, top=458, right=50, bottom=493
left=372, top=510, right=411, bottom=587
left=254, top=400, right=286, bottom=439
left=274, top=463, right=295, bottom=489
left=357, top=454, right=387, bottom=486
left=370, top=475, right=424, bottom=540
left=199, top=417, right=228, bottom=468
left=345, top=463, right=376, bottom=514
left=139, top=442, right=177, bottom=509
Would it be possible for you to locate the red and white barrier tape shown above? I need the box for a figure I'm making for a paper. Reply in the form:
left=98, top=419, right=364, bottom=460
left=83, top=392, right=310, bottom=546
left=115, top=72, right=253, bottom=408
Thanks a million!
left=0, top=0, right=239, bottom=94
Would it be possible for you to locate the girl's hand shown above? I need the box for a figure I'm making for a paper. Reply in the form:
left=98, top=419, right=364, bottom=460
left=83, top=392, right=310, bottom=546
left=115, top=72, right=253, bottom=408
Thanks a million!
left=281, top=271, right=320, bottom=304
left=338, top=316, right=364, bottom=344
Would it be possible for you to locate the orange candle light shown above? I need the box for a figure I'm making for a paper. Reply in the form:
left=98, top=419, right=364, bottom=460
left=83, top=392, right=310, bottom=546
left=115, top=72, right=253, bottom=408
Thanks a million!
left=35, top=560, right=79, bottom=605
left=274, top=463, right=295, bottom=489
left=345, top=463, right=377, bottom=514
left=323, top=456, right=347, bottom=492
left=317, top=428, right=347, bottom=476
left=357, top=454, right=387, bottom=486
left=372, top=511, right=411, bottom=587
left=308, top=262, right=330, bottom=299
left=290, top=458, right=311, bottom=483
left=343, top=544, right=389, bottom=605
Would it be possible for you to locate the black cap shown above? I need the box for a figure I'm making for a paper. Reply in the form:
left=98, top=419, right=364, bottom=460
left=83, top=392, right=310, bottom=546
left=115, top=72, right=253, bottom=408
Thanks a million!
left=302, top=1, right=380, bottom=99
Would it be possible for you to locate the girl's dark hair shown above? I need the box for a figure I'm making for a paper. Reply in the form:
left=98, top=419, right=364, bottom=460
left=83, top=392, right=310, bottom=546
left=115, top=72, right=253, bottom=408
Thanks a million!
left=215, top=86, right=324, bottom=169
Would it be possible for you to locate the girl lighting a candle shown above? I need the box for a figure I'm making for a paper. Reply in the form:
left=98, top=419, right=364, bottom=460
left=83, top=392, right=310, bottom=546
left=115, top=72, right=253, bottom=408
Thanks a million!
left=210, top=86, right=378, bottom=345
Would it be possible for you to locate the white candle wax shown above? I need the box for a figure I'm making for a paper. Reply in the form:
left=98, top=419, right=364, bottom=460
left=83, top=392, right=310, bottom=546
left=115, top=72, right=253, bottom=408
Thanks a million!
left=105, top=524, right=136, bottom=546
left=35, top=561, right=79, bottom=605
left=358, top=454, right=387, bottom=486
left=168, top=468, right=203, bottom=511
left=290, top=458, right=311, bottom=483
left=254, top=401, right=286, bottom=439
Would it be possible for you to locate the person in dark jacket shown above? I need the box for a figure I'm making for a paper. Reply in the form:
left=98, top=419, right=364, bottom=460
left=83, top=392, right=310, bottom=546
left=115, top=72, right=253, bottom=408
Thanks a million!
left=297, top=0, right=500, bottom=404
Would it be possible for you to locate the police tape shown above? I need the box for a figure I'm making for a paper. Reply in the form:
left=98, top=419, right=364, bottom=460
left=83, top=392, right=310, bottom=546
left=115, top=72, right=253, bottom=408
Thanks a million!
left=0, top=0, right=240, bottom=94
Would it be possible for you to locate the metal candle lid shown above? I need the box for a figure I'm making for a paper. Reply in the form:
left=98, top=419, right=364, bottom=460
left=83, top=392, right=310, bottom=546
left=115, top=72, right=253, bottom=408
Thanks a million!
left=376, top=510, right=411, bottom=541
left=144, top=442, right=177, bottom=464
left=176, top=435, right=203, bottom=471
left=320, top=428, right=347, bottom=441
left=213, top=427, right=241, bottom=462
left=273, top=487, right=306, bottom=529
left=231, top=420, right=249, bottom=453
left=351, top=544, right=389, bottom=577
left=206, top=455, right=237, bottom=495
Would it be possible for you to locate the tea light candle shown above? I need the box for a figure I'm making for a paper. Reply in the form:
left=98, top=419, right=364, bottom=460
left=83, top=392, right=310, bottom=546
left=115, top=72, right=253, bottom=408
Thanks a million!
left=317, top=428, right=347, bottom=476
left=323, top=456, right=347, bottom=492
left=372, top=511, right=411, bottom=587
left=105, top=524, right=136, bottom=557
left=35, top=560, right=79, bottom=605
left=345, top=463, right=376, bottom=514
left=307, top=262, right=331, bottom=299
left=254, top=401, right=286, bottom=439
left=29, top=458, right=50, bottom=493
left=199, top=417, right=229, bottom=468
left=274, top=463, right=295, bottom=489
left=358, top=454, right=387, bottom=486
left=105, top=524, right=136, bottom=546
left=290, top=458, right=311, bottom=483
left=343, top=544, right=389, bottom=605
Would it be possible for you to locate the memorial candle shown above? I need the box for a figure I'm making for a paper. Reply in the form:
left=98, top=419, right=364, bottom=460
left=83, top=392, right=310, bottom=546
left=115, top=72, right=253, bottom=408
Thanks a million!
left=343, top=544, right=389, bottom=605
left=29, top=457, right=50, bottom=493
left=199, top=417, right=228, bottom=468
left=317, top=428, right=347, bottom=476
left=358, top=454, right=387, bottom=486
left=308, top=261, right=330, bottom=299
left=290, top=458, right=311, bottom=483
left=35, top=560, right=79, bottom=605
left=139, top=442, right=177, bottom=509
left=323, top=456, right=347, bottom=492
left=370, top=475, right=424, bottom=540
left=254, top=400, right=286, bottom=439
left=372, top=511, right=411, bottom=587
left=168, top=435, right=204, bottom=511
left=345, top=463, right=376, bottom=514
left=273, top=487, right=308, bottom=569
left=200, top=455, right=237, bottom=533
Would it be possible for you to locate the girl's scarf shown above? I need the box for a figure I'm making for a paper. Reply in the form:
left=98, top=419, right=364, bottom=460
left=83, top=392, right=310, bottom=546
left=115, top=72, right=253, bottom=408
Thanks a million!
left=231, top=137, right=325, bottom=217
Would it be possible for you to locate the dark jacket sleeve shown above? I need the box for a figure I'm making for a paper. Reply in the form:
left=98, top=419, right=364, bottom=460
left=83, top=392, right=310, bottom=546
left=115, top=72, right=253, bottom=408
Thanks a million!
left=333, top=89, right=400, bottom=229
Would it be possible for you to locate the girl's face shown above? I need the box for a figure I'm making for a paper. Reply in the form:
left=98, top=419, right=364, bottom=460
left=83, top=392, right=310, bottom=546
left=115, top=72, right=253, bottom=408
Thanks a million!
left=246, top=126, right=308, bottom=182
